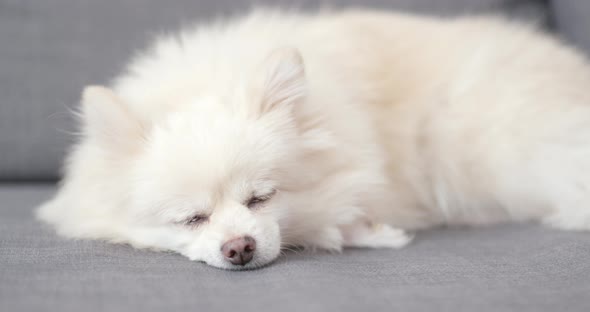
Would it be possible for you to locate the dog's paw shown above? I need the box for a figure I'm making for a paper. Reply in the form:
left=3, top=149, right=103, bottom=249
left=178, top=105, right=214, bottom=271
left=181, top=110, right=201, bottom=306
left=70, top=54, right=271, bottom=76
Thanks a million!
left=341, top=222, right=413, bottom=249
left=543, top=211, right=590, bottom=231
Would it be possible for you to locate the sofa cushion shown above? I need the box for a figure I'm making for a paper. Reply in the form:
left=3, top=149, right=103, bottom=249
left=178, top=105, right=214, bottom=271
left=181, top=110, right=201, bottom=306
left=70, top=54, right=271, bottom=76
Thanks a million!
left=0, top=0, right=547, bottom=181
left=1, top=184, right=589, bottom=312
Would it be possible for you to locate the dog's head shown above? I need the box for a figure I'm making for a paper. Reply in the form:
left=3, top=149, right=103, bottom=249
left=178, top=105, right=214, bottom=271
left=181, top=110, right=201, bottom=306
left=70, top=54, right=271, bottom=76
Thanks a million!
left=77, top=49, right=306, bottom=269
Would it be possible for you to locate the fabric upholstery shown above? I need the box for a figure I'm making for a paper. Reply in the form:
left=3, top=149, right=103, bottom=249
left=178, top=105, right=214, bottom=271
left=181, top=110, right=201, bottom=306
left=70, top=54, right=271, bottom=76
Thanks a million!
left=0, top=0, right=547, bottom=181
left=550, top=0, right=590, bottom=55
left=1, top=185, right=589, bottom=312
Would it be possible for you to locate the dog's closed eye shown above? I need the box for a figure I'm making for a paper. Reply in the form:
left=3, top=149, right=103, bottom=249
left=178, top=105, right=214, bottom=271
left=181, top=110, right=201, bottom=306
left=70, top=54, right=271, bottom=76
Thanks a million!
left=246, top=189, right=276, bottom=209
left=184, top=215, right=208, bottom=227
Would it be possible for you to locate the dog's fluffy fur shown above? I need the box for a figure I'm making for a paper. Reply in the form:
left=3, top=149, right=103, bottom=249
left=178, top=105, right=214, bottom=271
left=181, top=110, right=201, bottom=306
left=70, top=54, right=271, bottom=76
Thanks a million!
left=38, top=10, right=590, bottom=269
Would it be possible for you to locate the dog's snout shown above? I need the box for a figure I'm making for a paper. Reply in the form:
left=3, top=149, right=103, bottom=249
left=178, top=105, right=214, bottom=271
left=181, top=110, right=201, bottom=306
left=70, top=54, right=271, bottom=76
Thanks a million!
left=221, top=236, right=256, bottom=266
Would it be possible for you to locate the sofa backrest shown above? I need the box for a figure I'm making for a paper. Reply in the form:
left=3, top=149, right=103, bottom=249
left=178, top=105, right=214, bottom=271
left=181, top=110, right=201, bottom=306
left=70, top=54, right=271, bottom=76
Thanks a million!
left=0, top=0, right=554, bottom=181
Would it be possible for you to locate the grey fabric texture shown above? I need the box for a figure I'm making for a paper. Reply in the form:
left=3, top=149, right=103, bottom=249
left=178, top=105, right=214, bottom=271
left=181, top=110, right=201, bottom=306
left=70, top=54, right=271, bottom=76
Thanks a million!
left=0, top=0, right=548, bottom=181
left=550, top=0, right=590, bottom=54
left=1, top=185, right=589, bottom=312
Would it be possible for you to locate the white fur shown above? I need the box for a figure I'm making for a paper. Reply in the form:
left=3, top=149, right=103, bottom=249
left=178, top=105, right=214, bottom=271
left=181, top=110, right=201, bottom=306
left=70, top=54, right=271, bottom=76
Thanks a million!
left=38, top=9, right=590, bottom=269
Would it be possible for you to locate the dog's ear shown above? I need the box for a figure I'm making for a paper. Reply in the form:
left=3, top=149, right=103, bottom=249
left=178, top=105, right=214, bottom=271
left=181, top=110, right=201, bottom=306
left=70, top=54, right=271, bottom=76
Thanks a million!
left=81, top=86, right=144, bottom=150
left=259, top=47, right=306, bottom=113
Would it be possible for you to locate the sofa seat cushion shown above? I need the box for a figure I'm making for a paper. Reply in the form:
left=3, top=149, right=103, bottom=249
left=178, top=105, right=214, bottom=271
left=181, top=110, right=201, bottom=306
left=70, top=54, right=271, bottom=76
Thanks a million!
left=1, top=184, right=589, bottom=312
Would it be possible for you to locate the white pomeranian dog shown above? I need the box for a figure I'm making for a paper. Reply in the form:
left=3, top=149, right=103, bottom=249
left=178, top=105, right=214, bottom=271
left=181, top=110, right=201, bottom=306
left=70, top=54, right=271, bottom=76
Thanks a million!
left=38, top=9, right=590, bottom=269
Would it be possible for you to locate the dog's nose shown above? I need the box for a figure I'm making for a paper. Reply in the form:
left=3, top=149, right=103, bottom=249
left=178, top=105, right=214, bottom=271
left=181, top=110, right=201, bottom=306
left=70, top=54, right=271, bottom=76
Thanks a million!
left=221, top=236, right=256, bottom=266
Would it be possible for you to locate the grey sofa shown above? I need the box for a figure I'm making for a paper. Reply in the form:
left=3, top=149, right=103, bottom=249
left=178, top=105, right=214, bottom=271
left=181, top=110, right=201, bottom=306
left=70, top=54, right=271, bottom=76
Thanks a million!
left=2, top=1, right=590, bottom=311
